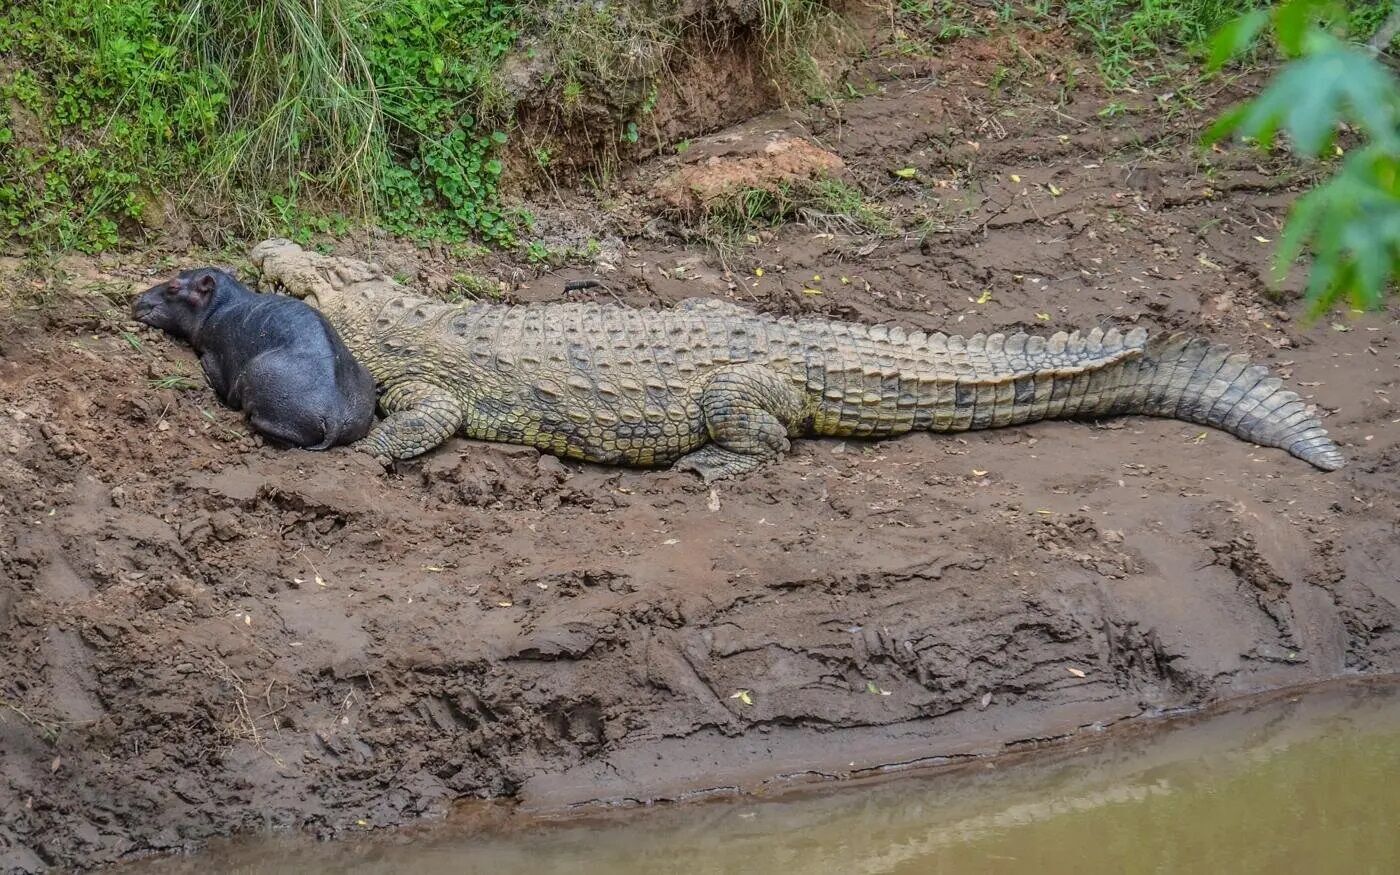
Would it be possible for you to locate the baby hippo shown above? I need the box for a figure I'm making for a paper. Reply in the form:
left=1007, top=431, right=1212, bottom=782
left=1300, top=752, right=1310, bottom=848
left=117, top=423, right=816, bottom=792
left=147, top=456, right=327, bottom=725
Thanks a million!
left=132, top=267, right=376, bottom=449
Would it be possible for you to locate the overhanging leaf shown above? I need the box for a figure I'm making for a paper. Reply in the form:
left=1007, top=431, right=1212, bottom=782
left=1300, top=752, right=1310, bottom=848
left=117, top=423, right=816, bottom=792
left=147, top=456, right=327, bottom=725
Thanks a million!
left=1276, top=146, right=1400, bottom=313
left=1211, top=2, right=1399, bottom=316
left=1213, top=48, right=1400, bottom=156
left=1283, top=65, right=1340, bottom=155
left=1202, top=104, right=1249, bottom=146
left=1274, top=190, right=1323, bottom=283
left=1208, top=9, right=1268, bottom=69
left=1347, top=225, right=1388, bottom=310
left=1274, top=0, right=1318, bottom=56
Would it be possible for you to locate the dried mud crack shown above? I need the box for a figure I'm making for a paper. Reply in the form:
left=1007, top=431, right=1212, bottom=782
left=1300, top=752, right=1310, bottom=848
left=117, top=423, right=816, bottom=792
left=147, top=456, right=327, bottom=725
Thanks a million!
left=3, top=33, right=1400, bottom=874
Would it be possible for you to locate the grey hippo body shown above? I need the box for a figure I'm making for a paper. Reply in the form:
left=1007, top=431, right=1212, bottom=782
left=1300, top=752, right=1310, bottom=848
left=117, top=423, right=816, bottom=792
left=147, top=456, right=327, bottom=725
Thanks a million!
left=133, top=267, right=376, bottom=449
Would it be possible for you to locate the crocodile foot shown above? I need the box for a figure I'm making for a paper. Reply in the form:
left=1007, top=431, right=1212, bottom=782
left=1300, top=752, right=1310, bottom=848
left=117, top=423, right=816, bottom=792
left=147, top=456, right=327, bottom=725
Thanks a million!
left=673, top=445, right=770, bottom=483
left=351, top=439, right=394, bottom=469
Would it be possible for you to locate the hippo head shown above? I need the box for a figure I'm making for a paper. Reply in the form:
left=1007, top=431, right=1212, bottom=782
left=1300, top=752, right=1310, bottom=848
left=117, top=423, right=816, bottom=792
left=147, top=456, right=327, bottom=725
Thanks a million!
left=132, top=268, right=229, bottom=340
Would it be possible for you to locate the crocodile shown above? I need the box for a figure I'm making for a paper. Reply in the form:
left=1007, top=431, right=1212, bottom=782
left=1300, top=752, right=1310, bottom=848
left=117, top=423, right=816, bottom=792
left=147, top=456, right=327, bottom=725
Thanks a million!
left=249, top=239, right=1345, bottom=482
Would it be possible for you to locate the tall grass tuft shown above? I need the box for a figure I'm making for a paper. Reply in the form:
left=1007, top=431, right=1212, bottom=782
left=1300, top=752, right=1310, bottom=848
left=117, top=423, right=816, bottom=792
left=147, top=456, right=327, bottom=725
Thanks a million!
left=755, top=0, right=850, bottom=99
left=757, top=0, right=826, bottom=53
left=171, top=0, right=385, bottom=208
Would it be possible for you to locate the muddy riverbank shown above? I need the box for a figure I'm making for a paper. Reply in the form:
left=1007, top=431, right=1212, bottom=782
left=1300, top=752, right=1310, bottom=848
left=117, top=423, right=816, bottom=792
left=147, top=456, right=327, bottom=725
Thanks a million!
left=121, top=677, right=1400, bottom=874
left=3, top=28, right=1399, bottom=872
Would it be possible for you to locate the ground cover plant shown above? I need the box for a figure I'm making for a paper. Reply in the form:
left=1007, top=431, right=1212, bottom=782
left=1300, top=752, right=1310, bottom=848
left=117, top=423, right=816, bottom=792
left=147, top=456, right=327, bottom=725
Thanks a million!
left=0, top=0, right=521, bottom=251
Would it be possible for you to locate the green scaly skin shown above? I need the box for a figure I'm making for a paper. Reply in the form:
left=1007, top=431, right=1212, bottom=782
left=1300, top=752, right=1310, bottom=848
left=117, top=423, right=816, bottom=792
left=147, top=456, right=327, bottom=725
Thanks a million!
left=249, top=239, right=1345, bottom=482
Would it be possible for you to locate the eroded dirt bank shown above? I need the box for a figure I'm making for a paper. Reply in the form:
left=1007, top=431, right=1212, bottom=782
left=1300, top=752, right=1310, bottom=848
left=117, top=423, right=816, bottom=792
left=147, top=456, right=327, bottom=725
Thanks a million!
left=3, top=32, right=1400, bottom=873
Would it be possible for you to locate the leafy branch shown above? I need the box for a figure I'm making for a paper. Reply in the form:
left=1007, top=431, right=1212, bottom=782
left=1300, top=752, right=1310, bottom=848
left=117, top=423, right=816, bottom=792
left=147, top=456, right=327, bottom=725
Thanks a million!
left=1206, top=0, right=1399, bottom=316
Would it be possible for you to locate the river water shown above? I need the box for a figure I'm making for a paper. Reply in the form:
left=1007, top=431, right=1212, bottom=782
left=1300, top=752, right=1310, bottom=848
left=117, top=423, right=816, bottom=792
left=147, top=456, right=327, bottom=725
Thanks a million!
left=138, top=680, right=1400, bottom=875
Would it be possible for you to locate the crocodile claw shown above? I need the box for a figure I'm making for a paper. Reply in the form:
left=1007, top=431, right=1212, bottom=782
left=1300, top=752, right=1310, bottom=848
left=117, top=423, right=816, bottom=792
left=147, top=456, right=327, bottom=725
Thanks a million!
left=350, top=439, right=393, bottom=470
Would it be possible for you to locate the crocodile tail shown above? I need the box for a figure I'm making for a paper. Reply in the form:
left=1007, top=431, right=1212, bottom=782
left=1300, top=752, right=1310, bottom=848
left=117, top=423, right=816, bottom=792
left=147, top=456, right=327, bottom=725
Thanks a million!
left=904, top=327, right=1344, bottom=471
left=1105, top=331, right=1345, bottom=471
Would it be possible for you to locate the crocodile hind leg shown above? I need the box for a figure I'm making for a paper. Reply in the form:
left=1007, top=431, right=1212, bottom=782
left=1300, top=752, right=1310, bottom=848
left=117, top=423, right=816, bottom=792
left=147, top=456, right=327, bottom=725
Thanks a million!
left=673, top=364, right=807, bottom=483
left=355, top=380, right=464, bottom=465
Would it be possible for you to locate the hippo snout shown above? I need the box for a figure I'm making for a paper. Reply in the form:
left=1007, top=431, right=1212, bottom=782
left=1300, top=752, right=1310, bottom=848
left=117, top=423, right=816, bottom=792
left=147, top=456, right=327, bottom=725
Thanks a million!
left=130, top=283, right=185, bottom=333
left=131, top=291, right=158, bottom=323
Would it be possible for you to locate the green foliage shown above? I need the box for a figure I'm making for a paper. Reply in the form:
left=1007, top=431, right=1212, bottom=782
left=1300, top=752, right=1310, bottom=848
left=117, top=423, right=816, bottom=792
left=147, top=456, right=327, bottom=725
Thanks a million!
left=267, top=194, right=353, bottom=245
left=0, top=0, right=522, bottom=252
left=1206, top=0, right=1399, bottom=314
left=0, top=0, right=859, bottom=253
left=1063, top=0, right=1390, bottom=85
left=0, top=1, right=225, bottom=251
left=521, top=236, right=602, bottom=267
left=1066, top=0, right=1262, bottom=84
left=444, top=271, right=505, bottom=302
left=369, top=0, right=519, bottom=244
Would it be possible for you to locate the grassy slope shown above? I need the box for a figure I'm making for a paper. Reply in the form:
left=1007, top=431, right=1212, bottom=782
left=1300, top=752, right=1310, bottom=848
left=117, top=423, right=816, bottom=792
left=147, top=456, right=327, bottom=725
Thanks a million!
left=0, top=0, right=1391, bottom=255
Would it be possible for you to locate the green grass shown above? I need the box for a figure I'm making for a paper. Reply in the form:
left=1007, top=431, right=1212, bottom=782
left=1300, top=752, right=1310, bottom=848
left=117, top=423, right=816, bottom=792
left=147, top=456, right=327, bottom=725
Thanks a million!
left=545, top=1, right=678, bottom=106
left=149, top=374, right=201, bottom=391
left=1066, top=0, right=1260, bottom=84
left=0, top=0, right=525, bottom=252
left=174, top=0, right=385, bottom=205
left=897, top=0, right=991, bottom=42
left=798, top=178, right=896, bottom=235
left=1061, top=0, right=1394, bottom=86
left=759, top=0, right=855, bottom=99
left=759, top=0, right=839, bottom=53
left=889, top=1, right=1395, bottom=89
left=703, top=177, right=892, bottom=251
left=445, top=271, right=506, bottom=302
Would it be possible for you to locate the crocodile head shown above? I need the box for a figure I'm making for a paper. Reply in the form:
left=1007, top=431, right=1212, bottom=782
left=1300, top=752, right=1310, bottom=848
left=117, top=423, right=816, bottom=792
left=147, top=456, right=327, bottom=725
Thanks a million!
left=248, top=238, right=336, bottom=310
left=249, top=238, right=402, bottom=316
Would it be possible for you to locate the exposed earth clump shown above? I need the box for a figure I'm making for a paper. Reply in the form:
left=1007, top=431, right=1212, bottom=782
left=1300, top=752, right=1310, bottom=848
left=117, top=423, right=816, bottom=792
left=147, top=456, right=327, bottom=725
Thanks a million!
left=653, top=135, right=848, bottom=217
left=2, top=27, right=1399, bottom=874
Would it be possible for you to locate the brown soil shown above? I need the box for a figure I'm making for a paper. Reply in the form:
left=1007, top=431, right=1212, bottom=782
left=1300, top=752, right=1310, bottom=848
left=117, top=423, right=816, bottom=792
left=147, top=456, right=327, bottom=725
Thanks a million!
left=653, top=135, right=847, bottom=217
left=500, top=0, right=861, bottom=188
left=3, top=27, right=1399, bottom=874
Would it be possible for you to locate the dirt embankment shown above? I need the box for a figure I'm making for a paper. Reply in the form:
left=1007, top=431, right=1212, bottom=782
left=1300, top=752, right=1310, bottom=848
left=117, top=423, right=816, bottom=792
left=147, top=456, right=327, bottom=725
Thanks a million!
left=499, top=0, right=869, bottom=188
left=3, top=29, right=1399, bottom=873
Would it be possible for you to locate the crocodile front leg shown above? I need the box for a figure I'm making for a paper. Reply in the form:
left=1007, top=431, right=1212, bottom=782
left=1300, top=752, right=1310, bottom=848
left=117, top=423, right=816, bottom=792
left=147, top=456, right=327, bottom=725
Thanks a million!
left=355, top=380, right=463, bottom=465
left=673, top=363, right=808, bottom=483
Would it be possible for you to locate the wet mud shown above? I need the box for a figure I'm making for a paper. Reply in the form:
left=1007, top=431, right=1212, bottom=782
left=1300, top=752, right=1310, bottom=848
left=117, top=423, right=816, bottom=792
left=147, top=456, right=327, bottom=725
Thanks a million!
left=2, top=29, right=1398, bottom=872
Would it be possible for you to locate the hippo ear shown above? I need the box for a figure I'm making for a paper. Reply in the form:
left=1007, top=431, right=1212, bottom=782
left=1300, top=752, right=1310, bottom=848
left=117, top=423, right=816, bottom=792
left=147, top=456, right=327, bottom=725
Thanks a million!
left=187, top=273, right=217, bottom=306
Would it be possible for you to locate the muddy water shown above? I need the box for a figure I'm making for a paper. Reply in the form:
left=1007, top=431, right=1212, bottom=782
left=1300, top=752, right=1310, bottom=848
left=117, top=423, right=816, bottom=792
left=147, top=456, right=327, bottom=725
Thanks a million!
left=137, top=681, right=1400, bottom=874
